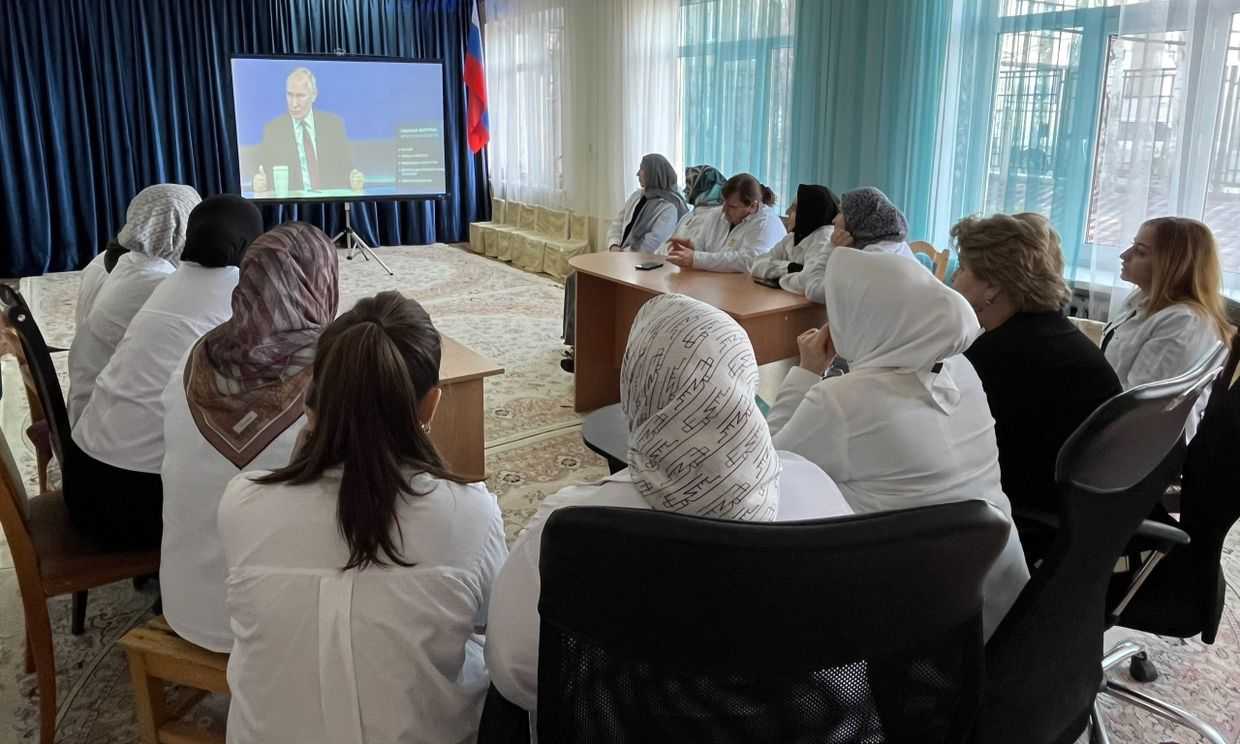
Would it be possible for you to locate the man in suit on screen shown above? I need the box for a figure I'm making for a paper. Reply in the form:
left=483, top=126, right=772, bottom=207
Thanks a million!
left=251, top=67, right=364, bottom=192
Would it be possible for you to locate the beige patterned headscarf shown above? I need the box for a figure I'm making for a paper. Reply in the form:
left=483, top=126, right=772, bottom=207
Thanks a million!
left=620, top=294, right=780, bottom=521
left=116, top=184, right=202, bottom=263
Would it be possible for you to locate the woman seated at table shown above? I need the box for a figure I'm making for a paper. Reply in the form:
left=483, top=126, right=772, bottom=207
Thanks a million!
left=68, top=183, right=201, bottom=425
left=767, top=248, right=1028, bottom=638
left=951, top=212, right=1121, bottom=560
left=751, top=184, right=839, bottom=294
left=1102, top=217, right=1232, bottom=437
left=487, top=293, right=851, bottom=713
left=683, top=164, right=727, bottom=209
left=159, top=222, right=339, bottom=652
left=800, top=187, right=917, bottom=305
left=663, top=173, right=786, bottom=273
left=65, top=195, right=263, bottom=551
left=219, top=290, right=506, bottom=744
left=560, top=154, right=687, bottom=372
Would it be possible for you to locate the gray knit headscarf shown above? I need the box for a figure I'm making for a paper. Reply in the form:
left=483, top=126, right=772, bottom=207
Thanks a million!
left=840, top=187, right=908, bottom=249
left=640, top=154, right=688, bottom=217
left=116, top=184, right=203, bottom=264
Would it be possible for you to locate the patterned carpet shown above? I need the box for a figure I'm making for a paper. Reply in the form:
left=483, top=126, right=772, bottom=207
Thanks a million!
left=0, top=244, right=1238, bottom=742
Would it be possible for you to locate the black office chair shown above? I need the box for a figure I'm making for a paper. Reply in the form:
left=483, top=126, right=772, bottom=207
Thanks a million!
left=1091, top=337, right=1239, bottom=744
left=535, top=501, right=1010, bottom=743
left=0, top=284, right=94, bottom=634
left=974, top=341, right=1226, bottom=744
left=580, top=403, right=626, bottom=474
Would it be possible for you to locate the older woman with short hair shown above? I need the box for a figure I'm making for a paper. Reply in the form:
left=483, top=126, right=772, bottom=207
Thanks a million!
left=952, top=213, right=1121, bottom=559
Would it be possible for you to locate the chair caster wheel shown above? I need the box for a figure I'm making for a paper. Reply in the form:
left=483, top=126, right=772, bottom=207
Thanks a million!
left=1130, top=652, right=1159, bottom=683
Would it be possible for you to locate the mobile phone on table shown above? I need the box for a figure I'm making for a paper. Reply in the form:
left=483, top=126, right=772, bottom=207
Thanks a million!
left=635, top=261, right=665, bottom=271
left=752, top=276, right=781, bottom=289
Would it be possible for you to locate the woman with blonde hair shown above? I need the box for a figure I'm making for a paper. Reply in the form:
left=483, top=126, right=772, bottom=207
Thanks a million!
left=1102, top=217, right=1233, bottom=391
left=952, top=213, right=1121, bottom=559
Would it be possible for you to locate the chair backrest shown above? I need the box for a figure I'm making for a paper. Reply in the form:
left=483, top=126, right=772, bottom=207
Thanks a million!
left=520, top=203, right=539, bottom=231
left=490, top=197, right=507, bottom=224
left=0, top=286, right=72, bottom=467
left=568, top=214, right=590, bottom=243
left=0, top=417, right=42, bottom=612
left=541, top=208, right=570, bottom=240
left=503, top=201, right=524, bottom=226
left=975, top=342, right=1227, bottom=744
left=910, top=240, right=949, bottom=282
left=536, top=502, right=1010, bottom=743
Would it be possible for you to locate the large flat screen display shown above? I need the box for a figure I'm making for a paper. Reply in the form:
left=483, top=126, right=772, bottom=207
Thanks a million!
left=231, top=55, right=447, bottom=201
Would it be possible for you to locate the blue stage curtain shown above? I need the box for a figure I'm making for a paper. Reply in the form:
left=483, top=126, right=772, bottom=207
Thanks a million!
left=0, top=0, right=488, bottom=277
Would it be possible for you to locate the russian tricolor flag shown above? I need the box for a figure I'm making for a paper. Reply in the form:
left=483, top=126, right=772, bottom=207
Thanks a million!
left=464, top=0, right=490, bottom=154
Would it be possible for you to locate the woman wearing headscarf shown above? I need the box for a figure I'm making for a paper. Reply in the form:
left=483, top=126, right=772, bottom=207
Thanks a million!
left=683, top=164, right=727, bottom=209
left=767, top=248, right=1028, bottom=638
left=561, top=154, right=688, bottom=372
left=800, top=186, right=918, bottom=304
left=489, top=293, right=851, bottom=712
left=67, top=196, right=265, bottom=551
left=751, top=184, right=840, bottom=294
left=68, top=183, right=202, bottom=425
left=158, top=222, right=339, bottom=651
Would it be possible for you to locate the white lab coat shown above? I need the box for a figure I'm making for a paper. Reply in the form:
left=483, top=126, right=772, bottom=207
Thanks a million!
left=605, top=190, right=682, bottom=252
left=801, top=240, right=918, bottom=305
left=71, top=262, right=239, bottom=474
left=1103, top=293, right=1224, bottom=440
left=75, top=253, right=108, bottom=330
left=485, top=453, right=852, bottom=713
left=219, top=468, right=508, bottom=744
left=749, top=225, right=834, bottom=294
left=159, top=352, right=306, bottom=653
left=767, top=248, right=1028, bottom=638
left=657, top=205, right=786, bottom=273
left=67, top=252, right=175, bottom=425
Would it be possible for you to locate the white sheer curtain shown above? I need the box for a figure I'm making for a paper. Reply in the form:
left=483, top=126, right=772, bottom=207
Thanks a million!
left=486, top=0, right=682, bottom=223
left=485, top=0, right=569, bottom=207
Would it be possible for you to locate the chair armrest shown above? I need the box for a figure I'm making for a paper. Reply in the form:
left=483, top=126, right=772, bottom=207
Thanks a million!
left=1133, top=519, right=1190, bottom=550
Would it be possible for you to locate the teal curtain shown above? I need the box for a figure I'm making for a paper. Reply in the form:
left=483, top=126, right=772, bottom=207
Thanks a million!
left=787, top=0, right=950, bottom=241
left=679, top=0, right=797, bottom=207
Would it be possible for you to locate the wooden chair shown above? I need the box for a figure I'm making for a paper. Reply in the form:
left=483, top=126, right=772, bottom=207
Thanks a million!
left=0, top=408, right=160, bottom=743
left=120, top=616, right=229, bottom=744
left=910, top=240, right=950, bottom=282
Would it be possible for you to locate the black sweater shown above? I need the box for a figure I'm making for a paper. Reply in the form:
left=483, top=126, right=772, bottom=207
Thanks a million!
left=965, top=312, right=1122, bottom=513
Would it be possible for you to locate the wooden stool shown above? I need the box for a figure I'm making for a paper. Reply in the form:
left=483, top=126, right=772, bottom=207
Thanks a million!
left=119, top=616, right=229, bottom=744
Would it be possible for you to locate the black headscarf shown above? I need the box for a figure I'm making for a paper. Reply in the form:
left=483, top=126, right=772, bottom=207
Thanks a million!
left=180, top=195, right=266, bottom=268
left=793, top=184, right=840, bottom=246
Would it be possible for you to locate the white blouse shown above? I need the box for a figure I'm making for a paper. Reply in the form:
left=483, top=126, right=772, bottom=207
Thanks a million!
left=749, top=225, right=834, bottom=294
left=71, top=262, right=239, bottom=473
left=67, top=252, right=175, bottom=425
left=801, top=240, right=918, bottom=305
left=767, top=363, right=1029, bottom=639
left=485, top=452, right=851, bottom=713
left=74, top=253, right=109, bottom=330
left=219, top=468, right=507, bottom=744
left=605, top=190, right=681, bottom=252
left=159, top=355, right=305, bottom=653
left=657, top=205, right=787, bottom=273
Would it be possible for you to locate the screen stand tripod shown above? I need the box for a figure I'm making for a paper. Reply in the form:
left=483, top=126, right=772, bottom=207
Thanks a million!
left=333, top=202, right=395, bottom=276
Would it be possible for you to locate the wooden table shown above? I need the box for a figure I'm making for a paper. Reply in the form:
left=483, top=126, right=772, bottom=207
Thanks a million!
left=433, top=336, right=504, bottom=481
left=569, top=252, right=824, bottom=412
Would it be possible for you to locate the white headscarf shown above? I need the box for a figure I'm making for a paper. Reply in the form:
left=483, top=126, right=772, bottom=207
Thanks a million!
left=825, top=248, right=981, bottom=413
left=116, top=184, right=202, bottom=263
left=620, top=294, right=780, bottom=521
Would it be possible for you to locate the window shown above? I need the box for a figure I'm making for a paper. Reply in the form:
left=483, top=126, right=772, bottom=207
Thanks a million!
left=973, top=0, right=1240, bottom=294
left=678, top=0, right=796, bottom=206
